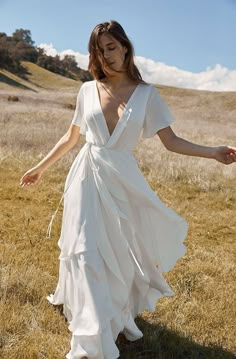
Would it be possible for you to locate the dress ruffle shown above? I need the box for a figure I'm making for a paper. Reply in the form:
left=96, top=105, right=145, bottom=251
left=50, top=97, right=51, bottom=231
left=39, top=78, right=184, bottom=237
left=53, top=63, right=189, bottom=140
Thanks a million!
left=47, top=245, right=176, bottom=358
left=47, top=140, right=188, bottom=358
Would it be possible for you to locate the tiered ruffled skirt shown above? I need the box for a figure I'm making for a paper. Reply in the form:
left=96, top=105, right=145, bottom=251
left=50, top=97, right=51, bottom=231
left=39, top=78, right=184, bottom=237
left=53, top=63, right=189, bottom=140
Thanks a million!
left=47, top=146, right=188, bottom=358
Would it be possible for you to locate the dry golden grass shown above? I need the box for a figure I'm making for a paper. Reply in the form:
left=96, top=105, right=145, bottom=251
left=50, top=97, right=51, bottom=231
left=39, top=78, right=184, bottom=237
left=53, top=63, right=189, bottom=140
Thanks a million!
left=0, top=62, right=81, bottom=93
left=0, top=74, right=236, bottom=358
left=21, top=62, right=81, bottom=91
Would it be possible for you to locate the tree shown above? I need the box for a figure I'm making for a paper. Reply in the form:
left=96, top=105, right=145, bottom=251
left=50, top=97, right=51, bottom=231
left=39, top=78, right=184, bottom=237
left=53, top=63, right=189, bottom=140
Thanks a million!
left=0, top=28, right=93, bottom=81
left=62, top=55, right=78, bottom=72
left=12, top=29, right=34, bottom=46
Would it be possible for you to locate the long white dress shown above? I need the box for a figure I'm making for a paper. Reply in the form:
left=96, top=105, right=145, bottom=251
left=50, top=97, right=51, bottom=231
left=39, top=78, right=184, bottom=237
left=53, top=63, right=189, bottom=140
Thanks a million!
left=47, top=80, right=188, bottom=359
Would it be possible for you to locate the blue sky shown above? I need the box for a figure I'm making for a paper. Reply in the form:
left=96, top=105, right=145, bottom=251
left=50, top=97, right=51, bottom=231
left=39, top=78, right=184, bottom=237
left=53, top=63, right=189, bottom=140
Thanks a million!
left=1, top=0, right=236, bottom=90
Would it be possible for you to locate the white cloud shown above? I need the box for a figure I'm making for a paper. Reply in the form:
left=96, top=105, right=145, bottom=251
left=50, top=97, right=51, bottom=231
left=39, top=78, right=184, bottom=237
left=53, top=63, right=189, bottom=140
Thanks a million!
left=135, top=56, right=236, bottom=92
left=38, top=43, right=58, bottom=57
left=38, top=43, right=89, bottom=70
left=38, top=43, right=236, bottom=92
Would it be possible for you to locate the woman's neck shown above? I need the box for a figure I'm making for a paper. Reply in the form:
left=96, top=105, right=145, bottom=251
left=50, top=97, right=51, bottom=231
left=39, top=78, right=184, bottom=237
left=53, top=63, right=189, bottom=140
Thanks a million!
left=102, top=73, right=132, bottom=89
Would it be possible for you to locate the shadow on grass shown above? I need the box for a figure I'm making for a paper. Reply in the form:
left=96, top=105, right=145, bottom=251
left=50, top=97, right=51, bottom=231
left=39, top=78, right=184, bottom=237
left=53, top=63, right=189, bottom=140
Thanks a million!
left=0, top=73, right=37, bottom=92
left=51, top=305, right=235, bottom=359
left=117, top=317, right=235, bottom=359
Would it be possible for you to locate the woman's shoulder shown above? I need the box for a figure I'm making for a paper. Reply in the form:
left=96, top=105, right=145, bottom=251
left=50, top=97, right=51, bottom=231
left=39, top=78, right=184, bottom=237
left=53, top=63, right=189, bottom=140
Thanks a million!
left=77, top=80, right=95, bottom=97
left=138, top=82, right=156, bottom=97
left=80, top=79, right=96, bottom=90
left=140, top=81, right=155, bottom=89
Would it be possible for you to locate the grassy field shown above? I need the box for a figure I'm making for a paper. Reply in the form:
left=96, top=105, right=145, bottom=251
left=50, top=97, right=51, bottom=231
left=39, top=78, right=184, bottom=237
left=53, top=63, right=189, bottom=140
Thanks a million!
left=0, top=66, right=236, bottom=358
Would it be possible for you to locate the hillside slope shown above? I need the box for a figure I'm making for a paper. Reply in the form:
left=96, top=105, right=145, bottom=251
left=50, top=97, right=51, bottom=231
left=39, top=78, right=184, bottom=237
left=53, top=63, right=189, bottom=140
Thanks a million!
left=1, top=60, right=236, bottom=101
left=0, top=61, right=82, bottom=92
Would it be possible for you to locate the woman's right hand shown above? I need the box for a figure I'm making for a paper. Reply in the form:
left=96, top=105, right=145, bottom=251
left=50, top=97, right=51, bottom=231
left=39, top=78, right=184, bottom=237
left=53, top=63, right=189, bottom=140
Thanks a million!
left=19, top=167, right=44, bottom=188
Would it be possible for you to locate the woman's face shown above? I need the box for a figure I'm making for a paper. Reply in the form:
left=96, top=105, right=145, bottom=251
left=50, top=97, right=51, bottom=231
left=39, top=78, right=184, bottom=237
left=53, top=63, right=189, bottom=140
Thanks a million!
left=98, top=33, right=127, bottom=74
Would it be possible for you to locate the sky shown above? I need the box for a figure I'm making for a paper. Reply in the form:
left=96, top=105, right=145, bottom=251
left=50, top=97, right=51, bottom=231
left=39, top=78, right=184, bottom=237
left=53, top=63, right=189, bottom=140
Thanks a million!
left=1, top=0, right=236, bottom=91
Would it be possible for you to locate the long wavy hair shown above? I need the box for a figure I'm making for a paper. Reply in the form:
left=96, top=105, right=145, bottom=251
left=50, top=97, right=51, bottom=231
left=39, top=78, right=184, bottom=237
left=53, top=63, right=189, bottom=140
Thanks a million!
left=88, top=20, right=145, bottom=84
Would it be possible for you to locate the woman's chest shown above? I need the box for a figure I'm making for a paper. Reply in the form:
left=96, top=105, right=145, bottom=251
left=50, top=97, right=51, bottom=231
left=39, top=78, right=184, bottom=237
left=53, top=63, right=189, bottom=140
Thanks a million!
left=83, top=82, right=151, bottom=139
left=99, top=95, right=125, bottom=135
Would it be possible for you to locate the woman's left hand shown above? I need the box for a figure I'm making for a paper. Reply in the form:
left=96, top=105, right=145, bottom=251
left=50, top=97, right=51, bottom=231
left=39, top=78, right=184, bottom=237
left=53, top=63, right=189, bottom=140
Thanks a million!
left=214, top=146, right=236, bottom=165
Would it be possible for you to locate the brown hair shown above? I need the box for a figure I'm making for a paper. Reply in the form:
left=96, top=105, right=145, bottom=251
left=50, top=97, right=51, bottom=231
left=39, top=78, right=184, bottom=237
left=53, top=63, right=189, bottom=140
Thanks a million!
left=88, top=20, right=145, bottom=83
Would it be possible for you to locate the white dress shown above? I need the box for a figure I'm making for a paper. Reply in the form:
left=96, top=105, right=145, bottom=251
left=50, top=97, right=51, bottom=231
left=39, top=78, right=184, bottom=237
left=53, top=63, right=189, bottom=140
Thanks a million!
left=47, top=80, right=188, bottom=359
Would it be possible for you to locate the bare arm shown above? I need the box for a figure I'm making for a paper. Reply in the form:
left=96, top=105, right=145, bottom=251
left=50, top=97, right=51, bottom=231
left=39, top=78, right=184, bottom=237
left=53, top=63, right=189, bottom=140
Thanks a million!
left=20, top=124, right=81, bottom=187
left=157, top=126, right=236, bottom=165
left=35, top=124, right=81, bottom=172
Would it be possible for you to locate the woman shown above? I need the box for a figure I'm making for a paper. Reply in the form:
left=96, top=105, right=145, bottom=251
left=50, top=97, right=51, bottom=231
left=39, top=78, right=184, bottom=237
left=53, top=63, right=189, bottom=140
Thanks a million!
left=20, top=20, right=236, bottom=359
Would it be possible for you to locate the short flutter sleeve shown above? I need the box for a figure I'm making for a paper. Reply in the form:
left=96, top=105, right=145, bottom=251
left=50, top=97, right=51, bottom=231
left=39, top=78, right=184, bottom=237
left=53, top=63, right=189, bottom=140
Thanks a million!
left=71, top=83, right=87, bottom=135
left=142, top=85, right=175, bottom=139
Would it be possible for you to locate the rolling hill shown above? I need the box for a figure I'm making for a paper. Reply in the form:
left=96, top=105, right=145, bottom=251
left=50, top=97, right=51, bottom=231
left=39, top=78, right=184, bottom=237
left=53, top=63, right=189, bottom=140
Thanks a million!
left=0, top=61, right=82, bottom=92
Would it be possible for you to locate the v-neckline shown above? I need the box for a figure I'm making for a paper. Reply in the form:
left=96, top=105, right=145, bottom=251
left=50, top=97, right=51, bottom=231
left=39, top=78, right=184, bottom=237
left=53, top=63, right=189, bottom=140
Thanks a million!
left=95, top=80, right=140, bottom=138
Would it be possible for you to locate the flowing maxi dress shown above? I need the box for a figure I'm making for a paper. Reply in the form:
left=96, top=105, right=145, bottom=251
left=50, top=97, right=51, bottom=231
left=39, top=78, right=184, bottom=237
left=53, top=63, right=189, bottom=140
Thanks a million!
left=47, top=80, right=188, bottom=359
